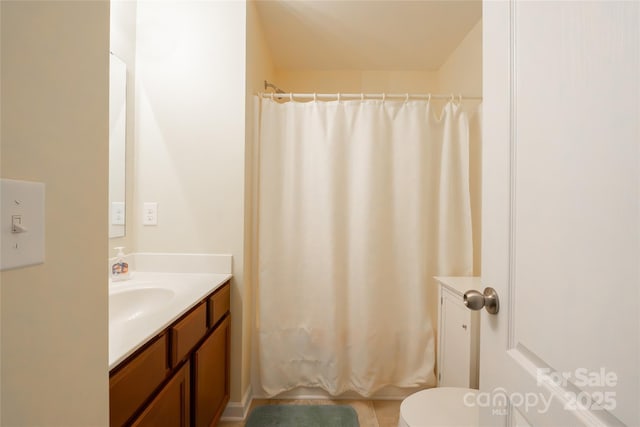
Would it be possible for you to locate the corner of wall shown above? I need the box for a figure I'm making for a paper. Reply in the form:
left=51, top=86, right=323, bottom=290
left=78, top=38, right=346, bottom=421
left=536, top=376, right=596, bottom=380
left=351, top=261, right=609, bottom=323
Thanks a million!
left=243, top=0, right=276, bottom=404
left=435, top=17, right=483, bottom=276
left=436, top=18, right=483, bottom=96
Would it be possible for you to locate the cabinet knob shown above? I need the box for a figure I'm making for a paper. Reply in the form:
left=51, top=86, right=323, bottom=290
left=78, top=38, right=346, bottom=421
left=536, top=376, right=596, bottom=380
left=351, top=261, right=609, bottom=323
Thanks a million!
left=463, top=287, right=500, bottom=315
left=462, top=324, right=467, bottom=330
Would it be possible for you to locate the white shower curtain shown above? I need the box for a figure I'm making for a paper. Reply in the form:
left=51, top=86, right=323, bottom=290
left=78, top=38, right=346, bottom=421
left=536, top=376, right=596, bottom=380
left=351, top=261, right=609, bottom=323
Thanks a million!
left=257, top=97, right=474, bottom=396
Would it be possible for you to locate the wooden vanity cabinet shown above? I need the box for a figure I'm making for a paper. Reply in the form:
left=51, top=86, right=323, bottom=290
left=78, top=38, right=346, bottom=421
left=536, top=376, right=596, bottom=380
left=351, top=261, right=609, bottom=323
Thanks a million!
left=110, top=280, right=231, bottom=427
left=193, top=315, right=230, bottom=427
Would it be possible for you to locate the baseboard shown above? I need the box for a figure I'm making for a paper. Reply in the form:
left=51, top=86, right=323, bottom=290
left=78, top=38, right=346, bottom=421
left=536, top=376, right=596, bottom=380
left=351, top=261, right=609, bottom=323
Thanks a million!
left=220, top=385, right=253, bottom=421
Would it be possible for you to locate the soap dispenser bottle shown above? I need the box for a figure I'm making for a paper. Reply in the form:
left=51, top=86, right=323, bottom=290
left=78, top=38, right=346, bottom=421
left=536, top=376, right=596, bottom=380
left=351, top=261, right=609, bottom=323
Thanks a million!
left=111, top=246, right=130, bottom=281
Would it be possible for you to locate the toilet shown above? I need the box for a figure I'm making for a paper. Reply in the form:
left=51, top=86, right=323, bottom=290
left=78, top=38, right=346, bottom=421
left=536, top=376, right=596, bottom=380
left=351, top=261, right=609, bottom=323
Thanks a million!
left=398, top=387, right=478, bottom=427
left=398, top=277, right=482, bottom=426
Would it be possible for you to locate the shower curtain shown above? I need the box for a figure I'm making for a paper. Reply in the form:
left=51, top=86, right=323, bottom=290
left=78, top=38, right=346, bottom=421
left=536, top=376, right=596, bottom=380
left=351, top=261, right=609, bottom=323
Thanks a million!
left=257, top=97, right=474, bottom=396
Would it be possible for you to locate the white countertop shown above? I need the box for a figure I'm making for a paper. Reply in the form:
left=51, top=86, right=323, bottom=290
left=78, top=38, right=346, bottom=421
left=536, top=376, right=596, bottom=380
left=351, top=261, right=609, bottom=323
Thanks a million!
left=434, top=276, right=482, bottom=296
left=109, top=271, right=231, bottom=370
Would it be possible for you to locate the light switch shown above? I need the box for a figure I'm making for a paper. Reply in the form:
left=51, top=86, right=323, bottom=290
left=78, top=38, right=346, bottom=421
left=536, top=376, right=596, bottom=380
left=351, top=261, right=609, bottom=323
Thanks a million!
left=111, top=202, right=125, bottom=225
left=143, top=202, right=158, bottom=226
left=11, top=215, right=26, bottom=233
left=1, top=179, right=45, bottom=270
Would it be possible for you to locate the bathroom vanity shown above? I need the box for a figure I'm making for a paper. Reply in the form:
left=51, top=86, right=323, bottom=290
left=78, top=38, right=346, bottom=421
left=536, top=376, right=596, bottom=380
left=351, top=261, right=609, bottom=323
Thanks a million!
left=109, top=277, right=231, bottom=427
left=435, top=276, right=480, bottom=389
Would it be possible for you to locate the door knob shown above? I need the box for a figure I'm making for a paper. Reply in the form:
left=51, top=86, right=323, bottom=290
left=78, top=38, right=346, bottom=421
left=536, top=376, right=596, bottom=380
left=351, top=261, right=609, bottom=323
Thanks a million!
left=463, top=287, right=499, bottom=314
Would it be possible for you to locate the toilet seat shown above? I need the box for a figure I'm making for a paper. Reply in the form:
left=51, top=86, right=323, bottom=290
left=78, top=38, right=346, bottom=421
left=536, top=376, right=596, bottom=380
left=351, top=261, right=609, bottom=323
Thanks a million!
left=398, top=387, right=479, bottom=427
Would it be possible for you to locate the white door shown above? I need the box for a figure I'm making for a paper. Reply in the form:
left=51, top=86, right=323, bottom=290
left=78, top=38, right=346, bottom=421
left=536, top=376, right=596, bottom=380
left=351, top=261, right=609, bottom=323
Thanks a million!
left=480, top=1, right=639, bottom=426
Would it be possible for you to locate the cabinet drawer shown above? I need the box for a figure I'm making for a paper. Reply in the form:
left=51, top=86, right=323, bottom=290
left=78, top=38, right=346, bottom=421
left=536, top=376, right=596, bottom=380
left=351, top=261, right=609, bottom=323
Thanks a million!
left=170, top=302, right=207, bottom=366
left=208, top=282, right=230, bottom=327
left=110, top=334, right=168, bottom=427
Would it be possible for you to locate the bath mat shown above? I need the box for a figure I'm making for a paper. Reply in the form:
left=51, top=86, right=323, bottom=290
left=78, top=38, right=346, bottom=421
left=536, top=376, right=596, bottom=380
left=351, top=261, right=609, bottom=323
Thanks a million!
left=245, top=404, right=359, bottom=427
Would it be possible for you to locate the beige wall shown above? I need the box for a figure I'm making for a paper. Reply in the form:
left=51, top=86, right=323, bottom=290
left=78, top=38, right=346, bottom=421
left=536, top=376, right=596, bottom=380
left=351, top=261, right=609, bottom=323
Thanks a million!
left=109, top=0, right=137, bottom=257
left=275, top=69, right=438, bottom=93
left=133, top=0, right=248, bottom=402
left=0, top=1, right=109, bottom=425
left=119, top=0, right=276, bottom=405
left=245, top=0, right=275, bottom=400
left=272, top=16, right=480, bottom=97
left=437, top=19, right=483, bottom=275
left=437, top=20, right=483, bottom=97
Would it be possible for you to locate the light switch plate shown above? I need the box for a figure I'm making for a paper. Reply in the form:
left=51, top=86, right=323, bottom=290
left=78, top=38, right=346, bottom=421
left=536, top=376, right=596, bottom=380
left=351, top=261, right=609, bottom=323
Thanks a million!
left=111, top=202, right=125, bottom=225
left=143, top=202, right=158, bottom=226
left=1, top=179, right=45, bottom=270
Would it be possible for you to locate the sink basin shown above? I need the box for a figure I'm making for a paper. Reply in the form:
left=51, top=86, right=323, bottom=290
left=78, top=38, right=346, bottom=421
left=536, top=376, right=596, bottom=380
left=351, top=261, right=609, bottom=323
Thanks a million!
left=110, top=287, right=175, bottom=323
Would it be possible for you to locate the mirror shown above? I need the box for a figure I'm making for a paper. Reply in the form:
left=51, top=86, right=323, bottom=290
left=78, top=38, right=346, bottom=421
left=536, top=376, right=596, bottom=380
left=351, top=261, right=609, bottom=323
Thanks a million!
left=109, top=53, right=127, bottom=238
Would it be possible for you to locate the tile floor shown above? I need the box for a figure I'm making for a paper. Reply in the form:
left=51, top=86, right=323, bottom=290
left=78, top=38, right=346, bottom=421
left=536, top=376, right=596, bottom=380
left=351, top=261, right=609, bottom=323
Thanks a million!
left=218, top=398, right=402, bottom=427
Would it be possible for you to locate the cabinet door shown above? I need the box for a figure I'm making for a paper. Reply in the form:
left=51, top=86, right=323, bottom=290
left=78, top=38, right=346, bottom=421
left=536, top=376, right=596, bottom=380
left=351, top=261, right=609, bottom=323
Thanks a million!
left=131, top=362, right=190, bottom=427
left=439, top=288, right=471, bottom=387
left=110, top=334, right=168, bottom=427
left=193, top=316, right=230, bottom=427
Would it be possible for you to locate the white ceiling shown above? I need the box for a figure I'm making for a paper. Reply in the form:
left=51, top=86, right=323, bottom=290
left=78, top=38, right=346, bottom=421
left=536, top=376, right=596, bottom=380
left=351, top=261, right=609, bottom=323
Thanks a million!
left=254, top=0, right=482, bottom=71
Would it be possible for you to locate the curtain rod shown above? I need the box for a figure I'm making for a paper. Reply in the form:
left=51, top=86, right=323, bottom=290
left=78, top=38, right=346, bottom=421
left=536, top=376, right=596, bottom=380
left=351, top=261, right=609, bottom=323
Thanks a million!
left=262, top=81, right=481, bottom=101
left=259, top=92, right=482, bottom=101
left=264, top=80, right=285, bottom=94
